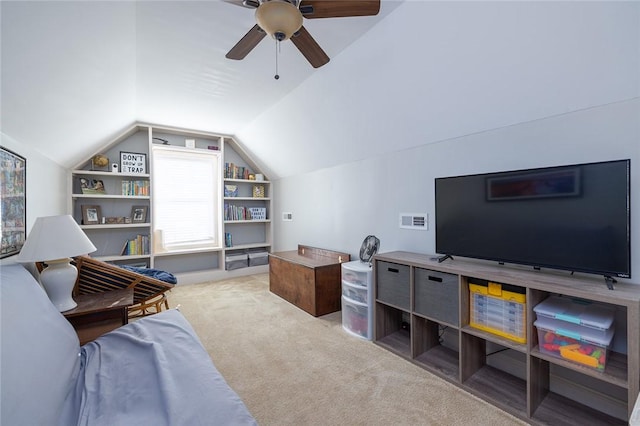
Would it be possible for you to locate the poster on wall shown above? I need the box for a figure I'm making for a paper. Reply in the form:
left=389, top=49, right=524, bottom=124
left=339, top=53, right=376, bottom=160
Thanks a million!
left=1, top=146, right=26, bottom=258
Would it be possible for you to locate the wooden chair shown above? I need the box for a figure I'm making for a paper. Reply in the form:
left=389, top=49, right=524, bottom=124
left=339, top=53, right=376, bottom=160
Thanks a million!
left=38, top=256, right=174, bottom=318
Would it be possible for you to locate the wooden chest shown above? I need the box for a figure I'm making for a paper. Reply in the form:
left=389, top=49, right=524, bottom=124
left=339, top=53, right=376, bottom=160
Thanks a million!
left=269, top=245, right=350, bottom=317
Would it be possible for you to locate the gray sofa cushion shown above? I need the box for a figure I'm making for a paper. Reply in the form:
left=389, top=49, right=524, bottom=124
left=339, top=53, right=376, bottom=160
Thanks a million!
left=1, top=263, right=81, bottom=425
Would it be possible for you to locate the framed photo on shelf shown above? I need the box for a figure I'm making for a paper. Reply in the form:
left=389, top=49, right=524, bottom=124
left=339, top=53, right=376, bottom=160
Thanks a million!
left=82, top=205, right=102, bottom=225
left=1, top=146, right=26, bottom=259
left=120, top=151, right=147, bottom=174
left=131, top=205, right=148, bottom=223
left=79, top=178, right=106, bottom=194
left=252, top=184, right=265, bottom=198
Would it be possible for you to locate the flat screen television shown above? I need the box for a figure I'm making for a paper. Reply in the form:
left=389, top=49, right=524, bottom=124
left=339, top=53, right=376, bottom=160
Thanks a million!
left=435, top=159, right=631, bottom=279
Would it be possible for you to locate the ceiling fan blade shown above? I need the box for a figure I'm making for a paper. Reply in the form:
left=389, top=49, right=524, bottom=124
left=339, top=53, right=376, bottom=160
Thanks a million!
left=222, top=0, right=259, bottom=9
left=299, top=0, right=380, bottom=19
left=291, top=26, right=329, bottom=68
left=226, top=25, right=266, bottom=60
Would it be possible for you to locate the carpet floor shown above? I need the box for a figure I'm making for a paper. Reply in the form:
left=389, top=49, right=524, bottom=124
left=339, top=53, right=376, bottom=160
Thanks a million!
left=167, top=273, right=527, bottom=425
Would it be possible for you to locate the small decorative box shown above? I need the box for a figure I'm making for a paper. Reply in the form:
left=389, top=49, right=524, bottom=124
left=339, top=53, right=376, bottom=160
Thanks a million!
left=252, top=184, right=265, bottom=198
left=224, top=184, right=238, bottom=197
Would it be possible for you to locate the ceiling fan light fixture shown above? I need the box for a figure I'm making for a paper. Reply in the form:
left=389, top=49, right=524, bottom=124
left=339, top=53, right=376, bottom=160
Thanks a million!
left=255, top=0, right=303, bottom=41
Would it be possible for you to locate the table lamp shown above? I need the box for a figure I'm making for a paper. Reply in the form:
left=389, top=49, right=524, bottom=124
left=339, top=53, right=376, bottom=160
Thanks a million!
left=16, top=215, right=97, bottom=312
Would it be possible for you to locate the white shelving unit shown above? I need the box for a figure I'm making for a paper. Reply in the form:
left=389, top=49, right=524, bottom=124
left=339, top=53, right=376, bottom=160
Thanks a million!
left=68, top=123, right=272, bottom=282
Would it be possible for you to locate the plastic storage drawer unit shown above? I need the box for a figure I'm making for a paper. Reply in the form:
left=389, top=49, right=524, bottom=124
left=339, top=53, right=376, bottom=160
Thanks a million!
left=342, top=260, right=373, bottom=340
left=342, top=281, right=368, bottom=304
left=469, top=280, right=526, bottom=343
left=342, top=266, right=370, bottom=288
left=376, top=261, right=410, bottom=309
left=342, top=296, right=370, bottom=339
left=414, top=268, right=459, bottom=326
left=533, top=296, right=615, bottom=371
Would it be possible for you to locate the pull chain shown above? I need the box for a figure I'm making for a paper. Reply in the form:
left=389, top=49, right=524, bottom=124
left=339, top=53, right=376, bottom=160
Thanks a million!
left=274, top=40, right=280, bottom=80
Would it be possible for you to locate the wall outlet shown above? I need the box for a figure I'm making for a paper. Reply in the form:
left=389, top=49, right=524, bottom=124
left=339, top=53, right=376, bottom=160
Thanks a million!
left=282, top=212, right=293, bottom=221
left=185, top=139, right=195, bottom=148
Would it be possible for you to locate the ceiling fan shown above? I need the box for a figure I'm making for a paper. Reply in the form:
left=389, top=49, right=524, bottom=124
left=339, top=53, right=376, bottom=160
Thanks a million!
left=225, top=0, right=380, bottom=69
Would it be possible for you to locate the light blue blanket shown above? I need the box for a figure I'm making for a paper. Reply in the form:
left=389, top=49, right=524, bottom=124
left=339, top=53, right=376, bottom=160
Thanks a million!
left=61, top=309, right=257, bottom=426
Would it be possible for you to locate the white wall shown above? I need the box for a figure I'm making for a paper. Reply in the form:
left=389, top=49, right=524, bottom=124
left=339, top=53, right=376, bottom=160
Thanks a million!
left=272, top=99, right=640, bottom=283
left=1, top=133, right=67, bottom=266
left=1, top=1, right=137, bottom=169
left=240, top=1, right=639, bottom=180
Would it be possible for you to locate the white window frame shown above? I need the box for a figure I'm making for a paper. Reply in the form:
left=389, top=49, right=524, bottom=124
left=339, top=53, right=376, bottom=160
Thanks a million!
left=151, top=145, right=222, bottom=252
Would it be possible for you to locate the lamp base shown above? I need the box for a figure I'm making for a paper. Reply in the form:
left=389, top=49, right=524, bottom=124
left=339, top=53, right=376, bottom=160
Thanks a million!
left=40, top=259, right=78, bottom=312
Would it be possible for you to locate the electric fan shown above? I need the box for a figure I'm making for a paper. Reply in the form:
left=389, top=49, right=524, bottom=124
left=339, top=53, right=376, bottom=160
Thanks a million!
left=359, top=235, right=380, bottom=265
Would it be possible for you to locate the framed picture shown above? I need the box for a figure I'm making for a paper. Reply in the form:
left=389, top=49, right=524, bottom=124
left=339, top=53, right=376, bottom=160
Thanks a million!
left=81, top=205, right=102, bottom=225
left=131, top=205, right=148, bottom=223
left=79, top=178, right=106, bottom=194
left=120, top=151, right=147, bottom=174
left=1, top=146, right=26, bottom=258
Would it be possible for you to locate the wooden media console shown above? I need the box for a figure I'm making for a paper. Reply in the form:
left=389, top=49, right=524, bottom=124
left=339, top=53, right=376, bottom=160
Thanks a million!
left=373, top=251, right=640, bottom=425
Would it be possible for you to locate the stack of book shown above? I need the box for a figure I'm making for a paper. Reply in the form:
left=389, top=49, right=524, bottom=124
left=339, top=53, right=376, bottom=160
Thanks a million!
left=225, top=163, right=251, bottom=180
left=121, top=180, right=150, bottom=196
left=121, top=234, right=150, bottom=255
left=224, top=204, right=254, bottom=221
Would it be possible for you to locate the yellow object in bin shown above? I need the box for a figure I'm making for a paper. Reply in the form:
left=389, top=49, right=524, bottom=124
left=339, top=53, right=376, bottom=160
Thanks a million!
left=469, top=282, right=526, bottom=344
left=487, top=281, right=502, bottom=296
left=559, top=344, right=599, bottom=368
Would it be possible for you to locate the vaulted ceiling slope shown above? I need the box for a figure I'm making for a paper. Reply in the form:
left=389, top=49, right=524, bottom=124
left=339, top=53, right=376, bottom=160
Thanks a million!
left=240, top=1, right=640, bottom=179
left=2, top=2, right=638, bottom=180
left=0, top=0, right=400, bottom=170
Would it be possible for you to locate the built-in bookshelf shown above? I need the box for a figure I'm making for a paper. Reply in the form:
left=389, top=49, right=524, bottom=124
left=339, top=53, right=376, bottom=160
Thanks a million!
left=68, top=123, right=272, bottom=282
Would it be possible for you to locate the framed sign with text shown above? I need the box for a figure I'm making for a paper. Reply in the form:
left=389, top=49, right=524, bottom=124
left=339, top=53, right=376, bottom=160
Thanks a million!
left=120, top=152, right=147, bottom=174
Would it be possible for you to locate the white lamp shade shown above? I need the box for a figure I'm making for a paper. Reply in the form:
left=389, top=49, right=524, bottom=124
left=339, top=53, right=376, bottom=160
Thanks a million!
left=16, top=215, right=96, bottom=262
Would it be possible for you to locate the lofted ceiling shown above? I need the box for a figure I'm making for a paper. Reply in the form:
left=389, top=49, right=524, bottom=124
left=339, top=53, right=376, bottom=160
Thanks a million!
left=1, top=0, right=401, bottom=171
left=2, top=1, right=638, bottom=180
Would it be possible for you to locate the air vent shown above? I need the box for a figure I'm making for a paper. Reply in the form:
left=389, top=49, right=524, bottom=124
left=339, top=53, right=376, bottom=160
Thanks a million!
left=399, top=213, right=429, bottom=230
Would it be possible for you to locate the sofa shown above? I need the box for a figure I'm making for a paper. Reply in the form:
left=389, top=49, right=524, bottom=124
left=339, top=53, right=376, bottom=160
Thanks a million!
left=0, top=263, right=256, bottom=425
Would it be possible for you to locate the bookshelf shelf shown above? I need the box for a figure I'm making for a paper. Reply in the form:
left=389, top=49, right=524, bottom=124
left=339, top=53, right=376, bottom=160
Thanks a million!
left=72, top=170, right=150, bottom=179
left=226, top=243, right=271, bottom=250
left=224, top=178, right=270, bottom=184
left=224, top=197, right=271, bottom=201
left=72, top=194, right=151, bottom=200
left=80, top=224, right=151, bottom=230
left=94, top=254, right=150, bottom=262
left=224, top=219, right=271, bottom=224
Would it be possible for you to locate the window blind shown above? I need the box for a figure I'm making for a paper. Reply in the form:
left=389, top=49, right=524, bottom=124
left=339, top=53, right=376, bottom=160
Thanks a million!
left=152, top=145, right=221, bottom=251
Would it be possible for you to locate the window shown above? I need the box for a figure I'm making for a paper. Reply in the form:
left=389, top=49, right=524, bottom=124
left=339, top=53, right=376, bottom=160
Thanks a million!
left=152, top=145, right=221, bottom=252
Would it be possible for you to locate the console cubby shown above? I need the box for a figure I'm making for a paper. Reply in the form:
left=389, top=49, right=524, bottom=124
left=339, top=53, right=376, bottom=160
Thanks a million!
left=374, top=302, right=411, bottom=358
left=373, top=251, right=638, bottom=425
left=412, top=315, right=460, bottom=381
